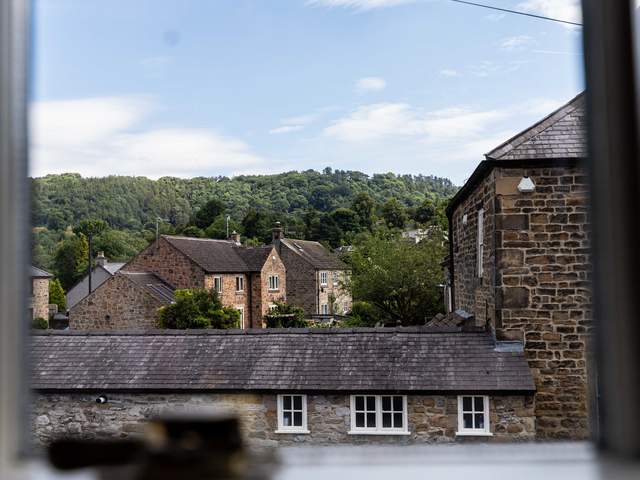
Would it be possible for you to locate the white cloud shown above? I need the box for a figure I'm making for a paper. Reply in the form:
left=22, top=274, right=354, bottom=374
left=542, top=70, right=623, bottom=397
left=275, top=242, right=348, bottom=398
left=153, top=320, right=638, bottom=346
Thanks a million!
left=517, top=0, right=582, bottom=28
left=439, top=69, right=460, bottom=78
left=356, top=76, right=387, bottom=93
left=30, top=97, right=265, bottom=178
left=269, top=125, right=305, bottom=135
left=307, top=0, right=417, bottom=10
left=499, top=35, right=534, bottom=51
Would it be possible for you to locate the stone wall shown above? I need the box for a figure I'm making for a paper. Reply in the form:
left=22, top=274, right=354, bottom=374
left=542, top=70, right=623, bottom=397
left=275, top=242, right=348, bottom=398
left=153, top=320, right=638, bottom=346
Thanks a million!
left=277, top=247, right=318, bottom=316
left=30, top=278, right=50, bottom=320
left=69, top=274, right=163, bottom=329
left=257, top=250, right=287, bottom=325
left=32, top=393, right=535, bottom=448
left=124, top=238, right=205, bottom=289
left=318, top=271, right=351, bottom=316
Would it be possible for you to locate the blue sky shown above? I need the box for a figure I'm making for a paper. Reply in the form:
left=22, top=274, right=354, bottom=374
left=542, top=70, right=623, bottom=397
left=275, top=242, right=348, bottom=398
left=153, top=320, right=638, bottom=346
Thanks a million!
left=31, top=0, right=584, bottom=184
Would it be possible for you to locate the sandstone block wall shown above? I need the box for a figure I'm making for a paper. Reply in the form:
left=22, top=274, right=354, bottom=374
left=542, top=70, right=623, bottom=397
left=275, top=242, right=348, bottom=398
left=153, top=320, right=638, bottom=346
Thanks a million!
left=32, top=393, right=535, bottom=448
left=278, top=249, right=318, bottom=316
left=30, top=278, right=50, bottom=320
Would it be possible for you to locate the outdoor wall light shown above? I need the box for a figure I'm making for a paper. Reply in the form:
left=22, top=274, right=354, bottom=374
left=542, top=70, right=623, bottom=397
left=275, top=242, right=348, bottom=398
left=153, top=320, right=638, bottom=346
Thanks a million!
left=462, top=214, right=468, bottom=225
left=517, top=176, right=536, bottom=193
left=95, top=395, right=108, bottom=404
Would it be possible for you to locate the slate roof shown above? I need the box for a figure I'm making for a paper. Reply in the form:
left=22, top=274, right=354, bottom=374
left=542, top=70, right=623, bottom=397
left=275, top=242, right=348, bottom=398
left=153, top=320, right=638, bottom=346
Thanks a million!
left=162, top=236, right=271, bottom=273
left=486, top=93, right=586, bottom=161
left=280, top=238, right=347, bottom=270
left=102, top=262, right=126, bottom=275
left=30, top=328, right=535, bottom=393
left=30, top=266, right=53, bottom=278
left=120, top=272, right=175, bottom=304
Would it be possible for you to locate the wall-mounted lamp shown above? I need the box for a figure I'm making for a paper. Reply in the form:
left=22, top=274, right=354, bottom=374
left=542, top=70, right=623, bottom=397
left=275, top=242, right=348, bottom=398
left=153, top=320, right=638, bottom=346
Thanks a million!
left=462, top=214, right=468, bottom=225
left=517, top=176, right=536, bottom=193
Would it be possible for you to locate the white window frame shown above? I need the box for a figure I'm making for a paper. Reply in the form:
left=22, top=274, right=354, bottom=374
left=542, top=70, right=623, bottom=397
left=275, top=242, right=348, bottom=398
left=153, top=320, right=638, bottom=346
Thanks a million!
left=456, top=395, right=492, bottom=437
left=275, top=394, right=309, bottom=434
left=321, top=303, right=329, bottom=315
left=213, top=276, right=222, bottom=294
left=332, top=271, right=339, bottom=286
left=349, top=395, right=409, bottom=435
left=477, top=208, right=484, bottom=278
left=236, top=305, right=245, bottom=329
left=235, top=275, right=244, bottom=292
left=320, top=271, right=328, bottom=286
left=268, top=303, right=277, bottom=311
left=343, top=302, right=349, bottom=314
left=268, top=274, right=279, bottom=291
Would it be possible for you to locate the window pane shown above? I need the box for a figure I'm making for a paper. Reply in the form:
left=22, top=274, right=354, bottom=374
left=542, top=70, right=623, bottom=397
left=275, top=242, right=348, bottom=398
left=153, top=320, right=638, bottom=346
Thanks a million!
left=382, top=412, right=392, bottom=428
left=474, top=396, right=484, bottom=411
left=463, top=413, right=473, bottom=429
left=393, top=396, right=403, bottom=411
left=294, top=412, right=303, bottom=427
left=356, top=412, right=365, bottom=427
left=293, top=395, right=302, bottom=410
left=283, top=396, right=291, bottom=410
left=394, top=413, right=403, bottom=428
left=366, top=396, right=375, bottom=411
left=463, top=396, right=472, bottom=411
left=382, top=396, right=391, bottom=411
left=366, top=412, right=376, bottom=427
left=475, top=413, right=485, bottom=430
left=355, top=396, right=364, bottom=411
left=283, top=411, right=292, bottom=427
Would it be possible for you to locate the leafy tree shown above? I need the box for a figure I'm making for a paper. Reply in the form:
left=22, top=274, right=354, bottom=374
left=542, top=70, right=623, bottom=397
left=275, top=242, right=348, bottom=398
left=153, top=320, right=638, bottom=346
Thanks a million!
left=415, top=198, right=436, bottom=225
left=181, top=226, right=205, bottom=238
left=73, top=219, right=107, bottom=239
left=31, top=317, right=48, bottom=329
left=194, top=198, right=225, bottom=229
left=352, top=192, right=376, bottom=230
left=93, top=229, right=148, bottom=261
left=49, top=278, right=66, bottom=312
left=331, top=208, right=360, bottom=236
left=341, top=301, right=379, bottom=327
left=204, top=216, right=241, bottom=239
left=381, top=198, right=407, bottom=229
left=53, top=235, right=88, bottom=290
left=157, top=289, right=240, bottom=329
left=264, top=301, right=308, bottom=328
left=346, top=232, right=446, bottom=325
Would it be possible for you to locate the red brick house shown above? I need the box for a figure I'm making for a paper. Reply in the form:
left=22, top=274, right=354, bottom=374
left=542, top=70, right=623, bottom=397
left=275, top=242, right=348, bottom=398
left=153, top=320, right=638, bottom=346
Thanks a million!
left=445, top=93, right=592, bottom=440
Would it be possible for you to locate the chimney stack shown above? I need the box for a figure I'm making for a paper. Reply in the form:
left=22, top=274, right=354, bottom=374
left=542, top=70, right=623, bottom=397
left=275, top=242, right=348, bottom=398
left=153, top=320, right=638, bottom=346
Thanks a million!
left=96, top=251, right=106, bottom=267
left=230, top=231, right=241, bottom=245
left=272, top=222, right=283, bottom=242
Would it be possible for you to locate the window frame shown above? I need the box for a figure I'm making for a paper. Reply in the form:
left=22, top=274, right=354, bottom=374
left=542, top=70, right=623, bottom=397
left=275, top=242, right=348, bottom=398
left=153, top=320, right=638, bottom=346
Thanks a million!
left=456, top=395, right=492, bottom=437
left=477, top=208, right=484, bottom=278
left=320, top=271, right=328, bottom=286
left=349, top=395, right=409, bottom=435
left=236, top=305, right=245, bottom=329
left=321, top=303, right=329, bottom=315
left=275, top=394, right=309, bottom=434
left=235, top=275, right=244, bottom=293
left=332, top=271, right=339, bottom=286
left=213, top=276, right=222, bottom=294
left=268, top=274, right=279, bottom=291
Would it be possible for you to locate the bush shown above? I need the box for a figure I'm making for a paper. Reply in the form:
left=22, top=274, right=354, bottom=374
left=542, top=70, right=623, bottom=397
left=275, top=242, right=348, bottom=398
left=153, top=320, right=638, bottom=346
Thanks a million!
left=264, top=302, right=308, bottom=328
left=341, top=301, right=380, bottom=327
left=49, top=278, right=66, bottom=312
left=157, top=289, right=240, bottom=329
left=31, top=317, right=48, bottom=329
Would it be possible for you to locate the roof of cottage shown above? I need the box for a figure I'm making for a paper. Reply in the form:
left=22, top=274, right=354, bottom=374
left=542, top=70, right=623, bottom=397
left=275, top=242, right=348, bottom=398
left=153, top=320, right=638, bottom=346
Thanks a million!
left=162, top=236, right=273, bottom=273
left=30, top=328, right=535, bottom=393
left=102, top=262, right=126, bottom=275
left=279, top=238, right=347, bottom=270
left=119, top=272, right=175, bottom=304
left=30, top=266, right=53, bottom=278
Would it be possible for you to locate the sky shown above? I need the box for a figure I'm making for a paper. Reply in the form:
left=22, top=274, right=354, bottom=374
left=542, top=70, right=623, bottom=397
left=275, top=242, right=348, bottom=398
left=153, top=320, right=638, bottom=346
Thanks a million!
left=31, top=0, right=584, bottom=185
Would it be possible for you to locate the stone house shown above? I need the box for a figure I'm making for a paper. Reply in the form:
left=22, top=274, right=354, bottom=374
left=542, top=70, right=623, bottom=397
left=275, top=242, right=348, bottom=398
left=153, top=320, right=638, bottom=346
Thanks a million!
left=31, top=327, right=535, bottom=447
left=272, top=224, right=351, bottom=317
left=445, top=93, right=591, bottom=439
left=69, top=272, right=174, bottom=330
left=66, top=252, right=126, bottom=310
left=29, top=266, right=52, bottom=320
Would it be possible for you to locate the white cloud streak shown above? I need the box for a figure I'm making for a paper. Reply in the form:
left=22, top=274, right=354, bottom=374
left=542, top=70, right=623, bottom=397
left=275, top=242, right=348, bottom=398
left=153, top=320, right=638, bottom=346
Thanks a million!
left=307, top=0, right=417, bottom=10
left=356, top=76, right=387, bottom=93
left=439, top=69, right=460, bottom=78
left=499, top=35, right=534, bottom=51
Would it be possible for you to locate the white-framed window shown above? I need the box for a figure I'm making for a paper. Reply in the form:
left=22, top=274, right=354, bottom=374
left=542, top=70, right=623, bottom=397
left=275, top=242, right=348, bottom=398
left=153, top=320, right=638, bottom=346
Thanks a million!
left=349, top=395, right=409, bottom=435
left=236, top=305, right=245, bottom=329
left=276, top=394, right=309, bottom=434
left=321, top=303, right=329, bottom=315
left=320, top=271, right=328, bottom=286
left=477, top=208, right=484, bottom=278
left=343, top=302, right=349, bottom=314
left=457, top=395, right=491, bottom=436
left=332, top=271, right=339, bottom=286
left=213, top=276, right=222, bottom=294
left=268, top=303, right=277, bottom=311
left=268, top=275, right=279, bottom=291
left=235, top=275, right=244, bottom=292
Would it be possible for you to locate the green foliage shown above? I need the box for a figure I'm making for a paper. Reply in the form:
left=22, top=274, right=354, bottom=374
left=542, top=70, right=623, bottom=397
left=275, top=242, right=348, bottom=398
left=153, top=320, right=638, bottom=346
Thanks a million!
left=31, top=317, right=48, bottom=329
left=264, top=301, right=308, bottom=328
left=415, top=198, right=436, bottom=224
left=53, top=234, right=89, bottom=290
left=204, top=216, right=241, bottom=239
left=181, top=226, right=205, bottom=238
left=93, top=229, right=148, bottom=261
left=381, top=198, right=407, bottom=229
left=48, top=278, right=66, bottom=311
left=194, top=198, right=225, bottom=229
left=346, top=232, right=447, bottom=326
left=73, top=219, right=107, bottom=239
left=157, top=289, right=240, bottom=329
left=351, top=192, right=376, bottom=230
left=341, top=301, right=380, bottom=327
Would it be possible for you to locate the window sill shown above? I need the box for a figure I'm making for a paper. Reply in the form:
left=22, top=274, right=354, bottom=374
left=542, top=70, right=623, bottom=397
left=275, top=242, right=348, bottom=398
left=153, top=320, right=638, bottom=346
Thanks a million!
left=275, top=429, right=310, bottom=435
left=235, top=290, right=244, bottom=294
left=455, top=431, right=493, bottom=437
left=268, top=289, right=279, bottom=292
left=348, top=430, right=411, bottom=436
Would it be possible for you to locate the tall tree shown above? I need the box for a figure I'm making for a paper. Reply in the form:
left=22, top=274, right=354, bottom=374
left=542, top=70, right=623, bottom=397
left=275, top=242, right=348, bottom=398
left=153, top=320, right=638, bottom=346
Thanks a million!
left=48, top=278, right=66, bottom=312
left=381, top=198, right=407, bottom=229
left=194, top=198, right=225, bottom=229
left=352, top=192, right=376, bottom=230
left=52, top=235, right=88, bottom=290
left=73, top=219, right=107, bottom=294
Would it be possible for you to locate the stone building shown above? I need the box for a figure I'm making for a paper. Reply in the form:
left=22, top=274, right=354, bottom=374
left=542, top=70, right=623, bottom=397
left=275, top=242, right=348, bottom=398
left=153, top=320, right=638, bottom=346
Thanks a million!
left=272, top=224, right=351, bottom=317
left=446, top=93, right=591, bottom=439
left=29, top=266, right=52, bottom=320
left=66, top=252, right=125, bottom=310
left=31, top=327, right=535, bottom=447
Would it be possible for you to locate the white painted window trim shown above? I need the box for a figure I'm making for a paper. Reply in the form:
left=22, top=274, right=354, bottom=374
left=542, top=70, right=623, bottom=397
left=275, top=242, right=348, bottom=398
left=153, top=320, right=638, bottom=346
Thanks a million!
left=348, top=395, right=410, bottom=435
left=321, top=303, right=329, bottom=315
left=320, top=271, right=328, bottom=286
left=235, top=275, right=244, bottom=292
left=477, top=208, right=484, bottom=278
left=236, top=305, right=245, bottom=329
left=332, top=271, right=339, bottom=286
left=268, top=274, right=279, bottom=291
left=456, top=395, right=492, bottom=437
left=275, top=394, right=310, bottom=434
left=213, top=276, right=223, bottom=294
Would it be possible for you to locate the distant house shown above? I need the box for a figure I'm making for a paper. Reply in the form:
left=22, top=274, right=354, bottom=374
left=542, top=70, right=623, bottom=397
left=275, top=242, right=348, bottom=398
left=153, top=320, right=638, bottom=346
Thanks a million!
left=401, top=228, right=429, bottom=244
left=272, top=223, right=351, bottom=317
left=29, top=266, right=52, bottom=320
left=66, top=252, right=125, bottom=310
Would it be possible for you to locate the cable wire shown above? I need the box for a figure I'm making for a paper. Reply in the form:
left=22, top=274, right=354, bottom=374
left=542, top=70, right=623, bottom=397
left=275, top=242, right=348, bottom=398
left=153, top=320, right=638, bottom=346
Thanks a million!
left=448, top=0, right=583, bottom=27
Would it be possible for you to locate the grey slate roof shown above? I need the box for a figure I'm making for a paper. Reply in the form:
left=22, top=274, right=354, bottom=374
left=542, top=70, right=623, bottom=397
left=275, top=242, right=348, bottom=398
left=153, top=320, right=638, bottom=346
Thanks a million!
left=120, top=272, right=175, bottom=304
left=30, top=328, right=535, bottom=393
left=103, top=262, right=126, bottom=275
left=280, top=238, right=347, bottom=270
left=236, top=246, right=275, bottom=271
left=30, top=266, right=53, bottom=278
left=486, top=93, right=586, bottom=161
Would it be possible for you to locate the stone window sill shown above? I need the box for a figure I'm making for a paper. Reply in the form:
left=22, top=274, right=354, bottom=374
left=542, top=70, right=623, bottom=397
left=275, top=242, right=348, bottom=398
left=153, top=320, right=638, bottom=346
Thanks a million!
left=348, top=430, right=411, bottom=436
left=235, top=290, right=244, bottom=294
left=268, top=289, right=279, bottom=292
left=455, top=431, right=493, bottom=437
left=275, top=429, right=310, bottom=434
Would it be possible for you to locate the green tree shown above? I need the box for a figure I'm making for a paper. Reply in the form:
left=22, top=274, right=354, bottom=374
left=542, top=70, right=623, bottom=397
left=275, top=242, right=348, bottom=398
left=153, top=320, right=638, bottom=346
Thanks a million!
left=53, top=235, right=88, bottom=290
left=194, top=198, right=225, bottom=229
left=347, top=232, right=446, bottom=325
left=415, top=198, right=436, bottom=224
left=93, top=229, right=148, bottom=261
left=204, top=216, right=241, bottom=239
left=73, top=219, right=107, bottom=239
left=181, top=226, right=205, bottom=238
left=157, top=289, right=240, bottom=329
left=381, top=198, right=407, bottom=229
left=352, top=192, right=376, bottom=230
left=331, top=208, right=360, bottom=236
left=49, top=278, right=66, bottom=312
left=264, top=301, right=308, bottom=328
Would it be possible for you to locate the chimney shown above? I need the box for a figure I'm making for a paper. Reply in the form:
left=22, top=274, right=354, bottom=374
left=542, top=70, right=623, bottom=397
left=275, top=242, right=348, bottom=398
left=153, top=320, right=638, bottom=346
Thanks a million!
left=96, top=251, right=106, bottom=267
left=230, top=231, right=241, bottom=245
left=272, top=222, right=283, bottom=251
